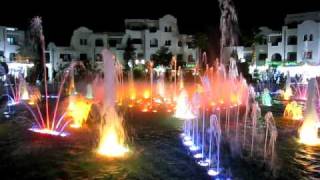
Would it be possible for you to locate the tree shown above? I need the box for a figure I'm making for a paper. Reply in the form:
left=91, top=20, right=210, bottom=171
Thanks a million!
left=241, top=28, right=266, bottom=63
left=18, top=30, right=42, bottom=84
left=123, top=38, right=136, bottom=69
left=19, top=18, right=47, bottom=84
left=151, top=46, right=173, bottom=67
left=18, top=30, right=39, bottom=60
left=194, top=32, right=209, bottom=54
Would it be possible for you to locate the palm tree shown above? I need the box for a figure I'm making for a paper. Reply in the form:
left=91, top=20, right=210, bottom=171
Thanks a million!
left=123, top=38, right=136, bottom=70
left=194, top=32, right=209, bottom=56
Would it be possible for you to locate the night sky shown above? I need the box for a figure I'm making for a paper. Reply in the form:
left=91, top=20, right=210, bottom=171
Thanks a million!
left=0, top=0, right=319, bottom=46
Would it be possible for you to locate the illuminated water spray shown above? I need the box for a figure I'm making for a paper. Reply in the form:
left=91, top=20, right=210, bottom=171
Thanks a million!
left=283, top=101, right=303, bottom=120
left=27, top=17, right=80, bottom=137
left=97, top=49, right=129, bottom=157
left=299, top=78, right=320, bottom=145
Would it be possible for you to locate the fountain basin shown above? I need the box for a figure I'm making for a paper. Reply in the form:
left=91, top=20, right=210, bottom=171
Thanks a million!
left=29, top=128, right=69, bottom=137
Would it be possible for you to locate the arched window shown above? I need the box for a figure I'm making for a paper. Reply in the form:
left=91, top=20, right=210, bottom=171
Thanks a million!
left=164, top=26, right=168, bottom=32
left=309, top=34, right=313, bottom=41
left=271, top=53, right=282, bottom=61
left=303, top=34, right=308, bottom=41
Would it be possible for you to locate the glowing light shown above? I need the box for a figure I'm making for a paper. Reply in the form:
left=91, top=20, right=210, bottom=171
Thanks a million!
left=261, top=88, right=272, bottom=106
left=299, top=116, right=320, bottom=145
left=283, top=101, right=303, bottom=120
left=189, top=145, right=199, bottom=151
left=299, top=78, right=320, bottom=145
left=29, top=128, right=68, bottom=137
left=282, top=88, right=292, bottom=100
left=143, top=90, right=150, bottom=99
left=154, top=98, right=162, bottom=104
left=7, top=100, right=19, bottom=106
left=183, top=139, right=193, bottom=146
left=86, top=84, right=94, bottom=99
left=208, top=169, right=220, bottom=176
left=142, top=107, right=149, bottom=112
left=28, top=101, right=35, bottom=105
left=67, top=96, right=92, bottom=128
left=230, top=93, right=239, bottom=104
left=174, top=90, right=196, bottom=120
left=194, top=153, right=203, bottom=159
left=219, top=99, right=224, bottom=104
left=20, top=86, right=29, bottom=100
left=97, top=108, right=129, bottom=157
left=198, top=160, right=209, bottom=167
left=130, top=94, right=136, bottom=100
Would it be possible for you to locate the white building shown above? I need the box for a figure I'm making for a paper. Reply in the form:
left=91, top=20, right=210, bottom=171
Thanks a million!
left=124, top=15, right=197, bottom=64
left=225, top=11, right=320, bottom=76
left=0, top=26, right=24, bottom=61
left=0, top=26, right=53, bottom=80
left=48, top=14, right=198, bottom=73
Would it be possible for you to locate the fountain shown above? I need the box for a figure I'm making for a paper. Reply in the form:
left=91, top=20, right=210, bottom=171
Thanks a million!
left=156, top=66, right=166, bottom=98
left=283, top=101, right=303, bottom=120
left=174, top=90, right=196, bottom=120
left=282, top=72, right=292, bottom=100
left=3, top=74, right=30, bottom=107
left=86, top=84, right=93, bottom=99
left=218, top=0, right=239, bottom=65
left=228, top=57, right=238, bottom=80
left=20, top=75, right=30, bottom=100
left=299, top=78, right=320, bottom=145
left=243, top=84, right=255, bottom=147
left=68, top=66, right=77, bottom=95
left=207, top=114, right=222, bottom=177
left=67, top=95, right=92, bottom=128
left=250, top=100, right=261, bottom=156
left=292, top=82, right=308, bottom=101
left=264, top=112, right=277, bottom=167
left=28, top=59, right=80, bottom=136
left=96, top=49, right=129, bottom=157
left=128, top=64, right=136, bottom=101
left=175, top=89, right=197, bottom=148
left=26, top=17, right=83, bottom=137
left=178, top=66, right=184, bottom=90
left=261, top=88, right=272, bottom=107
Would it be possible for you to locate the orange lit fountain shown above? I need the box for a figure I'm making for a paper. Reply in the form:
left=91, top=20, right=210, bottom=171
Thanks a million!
left=299, top=78, right=320, bottom=145
left=174, top=90, right=196, bottom=120
left=97, top=107, right=128, bottom=157
left=96, top=49, right=129, bottom=157
left=283, top=101, right=303, bottom=120
left=67, top=95, right=92, bottom=128
left=282, top=72, right=292, bottom=100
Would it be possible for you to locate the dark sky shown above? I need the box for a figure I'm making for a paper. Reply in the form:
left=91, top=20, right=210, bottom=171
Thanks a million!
left=0, top=0, right=319, bottom=46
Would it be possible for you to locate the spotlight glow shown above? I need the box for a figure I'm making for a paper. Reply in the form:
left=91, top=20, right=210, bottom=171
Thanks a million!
left=29, top=128, right=68, bottom=137
left=208, top=169, right=220, bottom=176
